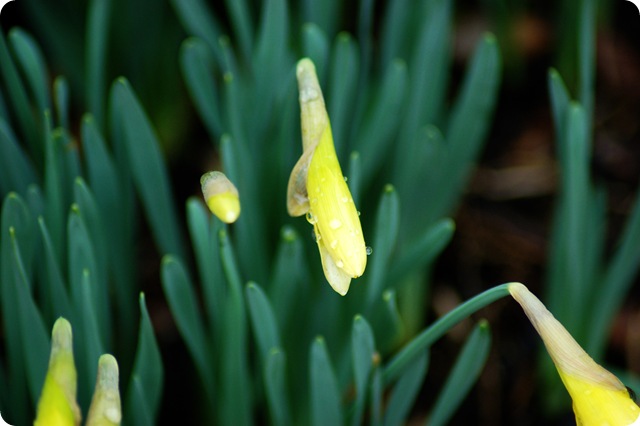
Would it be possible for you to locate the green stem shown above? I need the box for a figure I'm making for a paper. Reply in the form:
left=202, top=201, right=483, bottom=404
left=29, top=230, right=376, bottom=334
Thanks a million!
left=382, top=283, right=511, bottom=384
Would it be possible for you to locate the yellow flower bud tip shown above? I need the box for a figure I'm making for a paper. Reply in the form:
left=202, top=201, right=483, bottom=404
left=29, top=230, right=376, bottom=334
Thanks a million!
left=86, top=354, right=121, bottom=426
left=200, top=171, right=240, bottom=223
left=288, top=58, right=367, bottom=296
left=508, top=283, right=640, bottom=426
left=35, top=317, right=81, bottom=426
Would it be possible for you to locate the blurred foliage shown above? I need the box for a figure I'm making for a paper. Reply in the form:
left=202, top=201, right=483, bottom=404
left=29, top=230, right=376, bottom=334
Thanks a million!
left=0, top=0, right=638, bottom=424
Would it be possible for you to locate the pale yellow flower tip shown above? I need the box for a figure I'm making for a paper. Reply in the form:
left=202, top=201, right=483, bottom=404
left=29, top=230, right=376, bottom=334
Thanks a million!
left=200, top=171, right=240, bottom=223
left=508, top=282, right=640, bottom=426
left=34, top=317, right=81, bottom=426
left=86, top=354, right=121, bottom=426
left=287, top=58, right=367, bottom=296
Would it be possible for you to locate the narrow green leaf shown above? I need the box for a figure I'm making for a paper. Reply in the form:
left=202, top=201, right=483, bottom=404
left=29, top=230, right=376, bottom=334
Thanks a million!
left=25, top=184, right=45, bottom=221
left=82, top=114, right=136, bottom=340
left=310, top=337, right=343, bottom=426
left=169, top=0, right=223, bottom=61
left=548, top=68, right=572, bottom=162
left=252, top=0, right=290, bottom=141
left=0, top=29, right=40, bottom=158
left=369, top=367, right=383, bottom=426
left=0, top=194, right=31, bottom=424
left=562, top=103, right=590, bottom=333
left=53, top=76, right=70, bottom=130
left=180, top=38, right=222, bottom=137
left=393, top=0, right=452, bottom=177
left=85, top=0, right=112, bottom=127
left=73, top=178, right=109, bottom=309
left=0, top=118, right=37, bottom=196
left=347, top=151, right=362, bottom=207
left=37, top=217, right=72, bottom=320
left=220, top=134, right=268, bottom=282
left=355, top=59, right=407, bottom=184
left=269, top=226, right=307, bottom=330
left=389, top=218, right=455, bottom=285
left=383, top=284, right=510, bottom=383
left=126, top=293, right=164, bottom=426
left=186, top=198, right=225, bottom=338
left=224, top=0, right=252, bottom=62
left=366, top=185, right=400, bottom=307
left=67, top=206, right=107, bottom=347
left=590, top=181, right=640, bottom=357
left=246, top=282, right=281, bottom=360
left=301, top=23, right=330, bottom=84
left=8, top=227, right=49, bottom=406
left=383, top=350, right=429, bottom=426
left=264, top=348, right=291, bottom=426
left=578, top=0, right=596, bottom=125
left=110, top=78, right=185, bottom=258
left=379, top=0, right=411, bottom=65
left=43, top=111, right=65, bottom=253
left=328, top=33, right=359, bottom=158
left=160, top=255, right=213, bottom=394
left=429, top=321, right=492, bottom=426
left=8, top=28, right=50, bottom=114
left=302, top=0, right=340, bottom=38
left=75, top=269, right=104, bottom=410
left=351, top=315, right=376, bottom=426
left=375, top=290, right=404, bottom=353
left=433, top=33, right=500, bottom=219
left=218, top=228, right=252, bottom=426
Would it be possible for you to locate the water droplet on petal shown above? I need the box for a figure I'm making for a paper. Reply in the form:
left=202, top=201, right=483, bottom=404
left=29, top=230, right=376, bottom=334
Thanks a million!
left=344, top=176, right=348, bottom=182
left=336, top=260, right=344, bottom=268
left=329, top=219, right=342, bottom=229
left=366, top=246, right=373, bottom=255
left=306, top=212, right=316, bottom=224
left=341, top=196, right=348, bottom=203
left=357, top=211, right=361, bottom=216
left=330, top=240, right=338, bottom=249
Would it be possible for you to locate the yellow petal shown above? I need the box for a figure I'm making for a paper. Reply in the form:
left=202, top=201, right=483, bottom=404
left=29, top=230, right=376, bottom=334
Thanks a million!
left=307, top=126, right=366, bottom=279
left=34, top=318, right=81, bottom=426
left=508, top=282, right=640, bottom=426
left=86, top=355, right=121, bottom=426
left=315, top=224, right=352, bottom=295
left=200, top=171, right=241, bottom=223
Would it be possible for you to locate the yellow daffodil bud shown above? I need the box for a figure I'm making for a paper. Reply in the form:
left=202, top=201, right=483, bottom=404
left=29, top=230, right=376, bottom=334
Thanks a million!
left=509, top=283, right=640, bottom=426
left=86, top=355, right=121, bottom=426
left=34, top=318, right=81, bottom=426
left=287, top=58, right=367, bottom=296
left=200, top=171, right=240, bottom=223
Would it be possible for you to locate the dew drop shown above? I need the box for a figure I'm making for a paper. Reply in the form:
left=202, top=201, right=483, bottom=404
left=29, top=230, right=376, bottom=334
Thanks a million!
left=330, top=240, right=338, bottom=249
left=357, top=211, right=361, bottom=216
left=344, top=176, right=348, bottom=182
left=329, top=218, right=342, bottom=229
left=341, top=196, right=348, bottom=203
left=306, top=212, right=316, bottom=224
left=366, top=246, right=373, bottom=255
left=336, top=260, right=344, bottom=268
